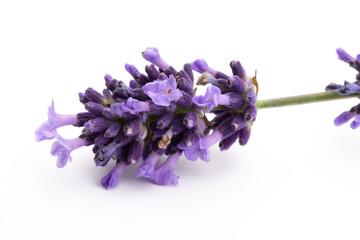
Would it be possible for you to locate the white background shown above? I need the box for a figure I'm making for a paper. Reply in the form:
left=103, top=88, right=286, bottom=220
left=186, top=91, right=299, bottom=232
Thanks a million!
left=1, top=0, right=360, bottom=239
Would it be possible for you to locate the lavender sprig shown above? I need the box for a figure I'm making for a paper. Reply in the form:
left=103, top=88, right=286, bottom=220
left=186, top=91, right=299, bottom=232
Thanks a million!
left=36, top=47, right=257, bottom=189
left=36, top=47, right=360, bottom=189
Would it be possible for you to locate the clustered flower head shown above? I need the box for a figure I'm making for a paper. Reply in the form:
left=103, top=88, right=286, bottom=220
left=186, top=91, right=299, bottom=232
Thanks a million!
left=326, top=48, right=360, bottom=129
left=35, top=47, right=257, bottom=189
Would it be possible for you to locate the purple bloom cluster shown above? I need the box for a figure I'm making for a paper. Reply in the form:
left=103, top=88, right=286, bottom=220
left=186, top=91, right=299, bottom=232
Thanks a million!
left=326, top=48, right=360, bottom=129
left=36, top=47, right=257, bottom=189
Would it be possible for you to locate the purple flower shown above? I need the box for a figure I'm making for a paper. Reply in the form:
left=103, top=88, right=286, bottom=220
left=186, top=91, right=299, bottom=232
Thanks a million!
left=177, top=136, right=209, bottom=162
left=199, top=130, right=223, bottom=149
left=325, top=83, right=343, bottom=91
left=190, top=59, right=215, bottom=75
left=334, top=111, right=356, bottom=126
left=35, top=122, right=56, bottom=141
left=336, top=48, right=356, bottom=63
left=183, top=111, right=198, bottom=129
left=35, top=101, right=78, bottom=141
left=136, top=152, right=161, bottom=179
left=95, top=142, right=118, bottom=166
left=238, top=124, right=252, bottom=146
left=333, top=104, right=360, bottom=129
left=151, top=151, right=182, bottom=186
left=142, top=47, right=169, bottom=70
left=104, top=122, right=121, bottom=138
left=336, top=48, right=360, bottom=72
left=84, top=117, right=111, bottom=132
left=350, top=115, right=360, bottom=129
left=192, top=85, right=229, bottom=112
left=338, top=82, right=360, bottom=95
left=36, top=47, right=258, bottom=189
left=142, top=75, right=181, bottom=106
left=101, top=162, right=127, bottom=189
left=190, top=59, right=228, bottom=79
left=110, top=97, right=150, bottom=116
left=230, top=60, right=247, bottom=80
left=50, top=136, right=87, bottom=168
left=125, top=63, right=141, bottom=77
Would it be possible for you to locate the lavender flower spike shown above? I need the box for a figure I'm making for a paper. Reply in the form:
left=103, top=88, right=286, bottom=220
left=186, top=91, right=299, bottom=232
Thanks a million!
left=101, top=162, right=127, bottom=189
left=142, top=47, right=169, bottom=70
left=136, top=152, right=161, bottom=179
left=35, top=100, right=78, bottom=141
left=142, top=75, right=181, bottom=106
left=36, top=47, right=258, bottom=188
left=151, top=151, right=182, bottom=186
left=193, top=85, right=229, bottom=112
left=50, top=136, right=87, bottom=168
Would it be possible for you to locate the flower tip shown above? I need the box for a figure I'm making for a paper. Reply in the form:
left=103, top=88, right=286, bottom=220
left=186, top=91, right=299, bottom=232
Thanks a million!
left=153, top=170, right=179, bottom=186
left=350, top=121, right=360, bottom=129
left=104, top=74, right=113, bottom=82
left=142, top=47, right=169, bottom=70
left=350, top=116, right=360, bottom=129
left=191, top=59, right=210, bottom=73
left=142, top=47, right=160, bottom=59
left=48, top=100, right=56, bottom=115
left=334, top=111, right=355, bottom=126
left=336, top=48, right=355, bottom=63
left=125, top=63, right=140, bottom=77
left=101, top=176, right=112, bottom=190
left=56, top=159, right=67, bottom=168
left=325, top=83, right=343, bottom=91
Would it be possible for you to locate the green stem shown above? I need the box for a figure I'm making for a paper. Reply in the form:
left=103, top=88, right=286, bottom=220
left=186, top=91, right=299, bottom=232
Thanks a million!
left=255, top=90, right=360, bottom=109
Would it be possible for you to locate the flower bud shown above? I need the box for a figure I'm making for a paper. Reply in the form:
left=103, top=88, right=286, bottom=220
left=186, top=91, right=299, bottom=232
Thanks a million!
left=231, top=113, right=247, bottom=130
left=157, top=113, right=173, bottom=129
left=219, top=132, right=239, bottom=151
left=85, top=87, right=104, bottom=104
left=124, top=119, right=140, bottom=136
left=230, top=60, right=246, bottom=79
left=176, top=92, right=192, bottom=108
left=239, top=124, right=251, bottom=146
left=84, top=117, right=111, bottom=132
left=105, top=122, right=121, bottom=138
left=244, top=105, right=257, bottom=122
left=183, top=111, right=198, bottom=129
left=145, top=64, right=160, bottom=81
left=85, top=102, right=105, bottom=116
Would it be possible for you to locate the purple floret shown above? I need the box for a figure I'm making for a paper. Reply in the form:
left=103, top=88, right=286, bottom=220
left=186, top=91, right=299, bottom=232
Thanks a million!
left=136, top=152, right=161, bottom=179
left=142, top=47, right=169, bottom=70
left=50, top=136, right=87, bottom=168
left=177, top=136, right=209, bottom=162
left=336, top=48, right=356, bottom=63
left=150, top=151, right=182, bottom=186
left=101, top=162, right=127, bottom=189
left=192, top=85, right=229, bottom=112
left=35, top=100, right=78, bottom=141
left=142, top=75, right=181, bottom=106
